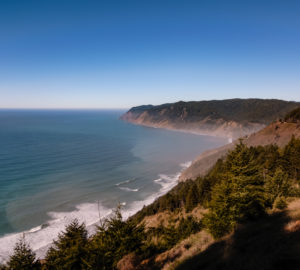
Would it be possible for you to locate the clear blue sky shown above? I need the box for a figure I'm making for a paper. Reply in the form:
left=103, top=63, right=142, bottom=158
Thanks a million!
left=0, top=0, right=299, bottom=109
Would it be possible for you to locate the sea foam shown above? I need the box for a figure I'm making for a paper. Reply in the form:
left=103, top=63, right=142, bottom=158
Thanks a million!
left=0, top=161, right=191, bottom=264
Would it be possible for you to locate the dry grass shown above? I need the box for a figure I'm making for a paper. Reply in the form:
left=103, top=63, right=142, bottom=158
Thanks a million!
left=287, top=198, right=300, bottom=219
left=141, top=206, right=207, bottom=229
left=161, top=230, right=213, bottom=270
left=134, top=199, right=300, bottom=270
left=173, top=199, right=300, bottom=270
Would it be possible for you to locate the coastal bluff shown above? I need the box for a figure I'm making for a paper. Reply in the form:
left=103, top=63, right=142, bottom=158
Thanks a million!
left=121, top=99, right=299, bottom=139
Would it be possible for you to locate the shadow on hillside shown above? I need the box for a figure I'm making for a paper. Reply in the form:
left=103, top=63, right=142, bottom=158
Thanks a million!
left=175, top=212, right=300, bottom=270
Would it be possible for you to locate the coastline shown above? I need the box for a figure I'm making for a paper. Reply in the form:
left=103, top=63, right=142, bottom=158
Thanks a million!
left=0, top=160, right=192, bottom=263
left=123, top=119, right=234, bottom=140
left=122, top=120, right=234, bottom=181
left=0, top=113, right=229, bottom=264
left=120, top=113, right=266, bottom=141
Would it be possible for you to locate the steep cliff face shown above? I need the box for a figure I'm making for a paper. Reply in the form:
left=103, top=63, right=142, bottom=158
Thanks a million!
left=180, top=120, right=300, bottom=181
left=121, top=99, right=299, bottom=139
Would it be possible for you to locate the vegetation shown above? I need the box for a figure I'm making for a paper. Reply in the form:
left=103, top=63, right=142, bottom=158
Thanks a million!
left=45, top=219, right=89, bottom=269
left=86, top=206, right=145, bottom=269
left=284, top=107, right=300, bottom=122
left=133, top=137, right=300, bottom=239
left=127, top=99, right=300, bottom=124
left=3, top=106, right=300, bottom=269
left=4, top=237, right=41, bottom=270
left=146, top=216, right=202, bottom=251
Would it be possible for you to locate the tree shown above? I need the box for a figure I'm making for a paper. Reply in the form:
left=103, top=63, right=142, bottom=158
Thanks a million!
left=6, top=237, right=41, bottom=270
left=45, top=219, right=88, bottom=270
left=185, top=184, right=199, bottom=212
left=265, top=168, right=291, bottom=206
left=281, top=136, right=300, bottom=181
left=204, top=174, right=266, bottom=239
left=87, top=206, right=145, bottom=269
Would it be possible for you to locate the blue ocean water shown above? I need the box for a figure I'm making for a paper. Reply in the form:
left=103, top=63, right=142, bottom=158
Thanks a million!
left=0, top=110, right=226, bottom=260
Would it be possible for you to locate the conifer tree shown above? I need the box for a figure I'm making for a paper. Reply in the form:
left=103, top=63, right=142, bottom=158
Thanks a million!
left=282, top=136, right=300, bottom=181
left=87, top=206, right=145, bottom=269
left=265, top=168, right=291, bottom=206
left=204, top=174, right=266, bottom=239
left=185, top=184, right=198, bottom=212
left=45, top=219, right=88, bottom=270
left=6, top=237, right=41, bottom=270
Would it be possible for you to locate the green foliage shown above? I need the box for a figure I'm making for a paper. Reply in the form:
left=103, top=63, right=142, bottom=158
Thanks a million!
left=284, top=107, right=300, bottom=122
left=274, top=197, right=288, bottom=210
left=203, top=138, right=300, bottom=238
left=87, top=206, right=145, bottom=269
left=128, top=99, right=299, bottom=124
left=185, top=183, right=199, bottom=212
left=281, top=136, right=300, bottom=181
left=147, top=216, right=202, bottom=251
left=265, top=168, right=291, bottom=206
left=6, top=237, right=41, bottom=270
left=45, top=219, right=88, bottom=270
left=204, top=174, right=267, bottom=239
left=132, top=138, right=300, bottom=228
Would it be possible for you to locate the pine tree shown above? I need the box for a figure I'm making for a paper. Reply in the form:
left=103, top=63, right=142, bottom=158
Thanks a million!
left=185, top=184, right=198, bottom=212
left=204, top=173, right=266, bottom=239
left=281, top=136, right=300, bottom=181
left=87, top=206, right=145, bottom=269
left=7, top=237, right=41, bottom=270
left=45, top=219, right=88, bottom=270
left=265, top=168, right=291, bottom=206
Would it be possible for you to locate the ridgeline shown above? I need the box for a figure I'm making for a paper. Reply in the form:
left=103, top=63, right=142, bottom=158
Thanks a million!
left=121, top=99, right=300, bottom=139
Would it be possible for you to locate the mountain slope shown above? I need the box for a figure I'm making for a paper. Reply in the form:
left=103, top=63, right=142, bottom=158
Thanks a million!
left=180, top=118, right=300, bottom=181
left=121, top=99, right=299, bottom=139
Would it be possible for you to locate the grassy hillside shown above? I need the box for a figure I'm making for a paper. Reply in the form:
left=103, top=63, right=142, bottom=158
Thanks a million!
left=180, top=112, right=300, bottom=181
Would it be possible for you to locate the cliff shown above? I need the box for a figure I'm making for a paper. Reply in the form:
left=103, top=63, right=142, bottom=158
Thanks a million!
left=121, top=99, right=299, bottom=139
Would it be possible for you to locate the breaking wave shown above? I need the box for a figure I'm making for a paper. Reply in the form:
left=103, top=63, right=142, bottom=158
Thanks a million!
left=0, top=160, right=192, bottom=264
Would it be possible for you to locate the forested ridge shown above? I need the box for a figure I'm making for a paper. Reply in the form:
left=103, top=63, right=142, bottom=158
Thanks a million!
left=124, top=99, right=300, bottom=124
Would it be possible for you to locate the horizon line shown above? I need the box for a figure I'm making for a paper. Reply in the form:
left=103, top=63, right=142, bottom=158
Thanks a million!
left=0, top=107, right=129, bottom=110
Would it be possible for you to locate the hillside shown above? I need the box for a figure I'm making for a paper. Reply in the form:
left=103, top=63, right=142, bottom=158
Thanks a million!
left=180, top=113, right=300, bottom=181
left=121, top=99, right=299, bottom=139
left=2, top=108, right=300, bottom=270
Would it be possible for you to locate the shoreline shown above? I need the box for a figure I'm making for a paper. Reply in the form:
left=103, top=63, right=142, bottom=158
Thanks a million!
left=123, top=120, right=233, bottom=181
left=0, top=161, right=192, bottom=263
left=123, top=119, right=233, bottom=141
left=0, top=117, right=230, bottom=264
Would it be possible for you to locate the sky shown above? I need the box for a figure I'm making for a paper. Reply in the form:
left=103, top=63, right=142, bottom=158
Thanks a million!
left=0, top=0, right=299, bottom=109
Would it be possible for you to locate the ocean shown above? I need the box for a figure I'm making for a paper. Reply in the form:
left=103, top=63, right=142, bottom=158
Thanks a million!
left=0, top=109, right=227, bottom=261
